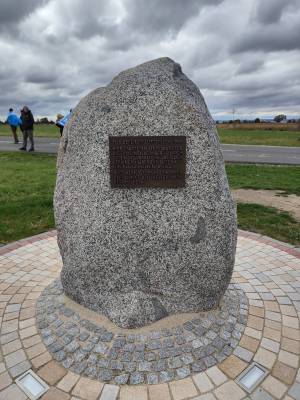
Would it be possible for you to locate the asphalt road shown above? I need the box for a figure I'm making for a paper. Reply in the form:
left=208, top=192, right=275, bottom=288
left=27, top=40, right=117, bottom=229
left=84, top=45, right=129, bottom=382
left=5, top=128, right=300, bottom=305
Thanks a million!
left=0, top=136, right=300, bottom=165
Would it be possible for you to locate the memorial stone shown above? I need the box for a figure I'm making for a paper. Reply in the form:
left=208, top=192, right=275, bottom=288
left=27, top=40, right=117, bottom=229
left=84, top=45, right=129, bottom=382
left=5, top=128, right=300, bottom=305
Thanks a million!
left=54, top=57, right=237, bottom=328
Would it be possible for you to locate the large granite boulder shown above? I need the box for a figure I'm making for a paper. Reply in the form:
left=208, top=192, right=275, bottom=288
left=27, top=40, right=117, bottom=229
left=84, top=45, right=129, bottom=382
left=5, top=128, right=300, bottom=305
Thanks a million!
left=54, top=57, right=237, bottom=328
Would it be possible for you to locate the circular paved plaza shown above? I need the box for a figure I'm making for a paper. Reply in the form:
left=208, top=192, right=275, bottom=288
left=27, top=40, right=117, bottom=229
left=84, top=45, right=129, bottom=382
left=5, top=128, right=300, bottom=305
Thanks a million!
left=0, top=230, right=299, bottom=399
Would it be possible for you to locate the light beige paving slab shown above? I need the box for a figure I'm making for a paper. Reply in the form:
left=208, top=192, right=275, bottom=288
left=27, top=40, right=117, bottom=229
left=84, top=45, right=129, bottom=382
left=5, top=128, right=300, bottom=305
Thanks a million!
left=254, top=347, right=277, bottom=369
left=169, top=377, right=198, bottom=400
left=214, top=381, right=245, bottom=400
left=273, top=361, right=297, bottom=385
left=261, top=375, right=288, bottom=399
left=119, top=385, right=148, bottom=400
left=193, top=372, right=214, bottom=392
left=0, top=383, right=28, bottom=400
left=57, top=371, right=80, bottom=393
left=148, top=383, right=171, bottom=400
left=72, top=377, right=104, bottom=400
left=37, top=360, right=67, bottom=385
left=219, top=355, right=247, bottom=379
left=206, top=366, right=227, bottom=386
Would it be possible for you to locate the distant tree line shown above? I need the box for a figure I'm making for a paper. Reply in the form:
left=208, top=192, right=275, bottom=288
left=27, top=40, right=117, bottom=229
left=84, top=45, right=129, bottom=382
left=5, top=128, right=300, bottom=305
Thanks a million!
left=217, top=115, right=299, bottom=124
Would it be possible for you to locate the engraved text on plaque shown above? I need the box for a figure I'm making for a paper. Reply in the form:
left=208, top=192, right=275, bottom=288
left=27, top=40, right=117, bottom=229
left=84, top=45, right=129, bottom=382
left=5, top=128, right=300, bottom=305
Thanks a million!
left=109, top=136, right=186, bottom=188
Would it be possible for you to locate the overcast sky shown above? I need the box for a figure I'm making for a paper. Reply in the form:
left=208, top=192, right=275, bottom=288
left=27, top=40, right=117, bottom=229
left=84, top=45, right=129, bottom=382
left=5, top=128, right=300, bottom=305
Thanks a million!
left=0, top=0, right=299, bottom=120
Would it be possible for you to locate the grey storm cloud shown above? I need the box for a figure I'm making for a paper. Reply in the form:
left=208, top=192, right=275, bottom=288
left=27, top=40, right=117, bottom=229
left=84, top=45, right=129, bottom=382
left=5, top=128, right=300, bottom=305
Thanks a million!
left=123, top=0, right=224, bottom=35
left=0, top=0, right=299, bottom=120
left=0, top=0, right=49, bottom=26
left=254, top=0, right=297, bottom=24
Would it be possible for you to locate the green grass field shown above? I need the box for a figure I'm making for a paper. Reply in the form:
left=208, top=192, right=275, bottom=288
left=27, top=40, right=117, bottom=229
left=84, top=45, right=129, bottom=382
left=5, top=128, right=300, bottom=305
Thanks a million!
left=218, top=128, right=300, bottom=147
left=1, top=123, right=300, bottom=146
left=0, top=152, right=299, bottom=245
left=0, top=152, right=56, bottom=243
left=226, top=164, right=300, bottom=195
left=0, top=123, right=60, bottom=138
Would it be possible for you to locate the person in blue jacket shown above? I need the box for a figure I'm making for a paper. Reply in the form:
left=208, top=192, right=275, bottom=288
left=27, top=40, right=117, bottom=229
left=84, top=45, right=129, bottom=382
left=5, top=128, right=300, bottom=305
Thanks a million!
left=6, top=108, right=22, bottom=144
left=56, top=109, right=72, bottom=136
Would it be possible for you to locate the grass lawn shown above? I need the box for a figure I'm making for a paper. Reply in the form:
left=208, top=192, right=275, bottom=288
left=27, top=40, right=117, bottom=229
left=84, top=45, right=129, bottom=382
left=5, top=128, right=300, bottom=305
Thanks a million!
left=218, top=128, right=300, bottom=147
left=237, top=203, right=300, bottom=245
left=1, top=123, right=300, bottom=146
left=0, top=152, right=299, bottom=245
left=226, top=164, right=300, bottom=195
left=0, top=123, right=60, bottom=138
left=0, top=152, right=56, bottom=244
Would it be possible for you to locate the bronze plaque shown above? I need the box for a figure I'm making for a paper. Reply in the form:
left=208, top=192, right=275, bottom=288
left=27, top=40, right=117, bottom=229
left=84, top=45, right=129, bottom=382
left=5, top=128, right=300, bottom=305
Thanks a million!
left=109, top=136, right=186, bottom=188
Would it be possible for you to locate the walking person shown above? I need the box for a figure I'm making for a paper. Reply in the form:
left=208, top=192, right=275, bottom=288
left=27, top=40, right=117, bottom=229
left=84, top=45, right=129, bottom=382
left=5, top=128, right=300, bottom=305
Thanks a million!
left=55, top=113, right=64, bottom=136
left=19, top=106, right=35, bottom=152
left=6, top=108, right=21, bottom=144
left=56, top=109, right=72, bottom=136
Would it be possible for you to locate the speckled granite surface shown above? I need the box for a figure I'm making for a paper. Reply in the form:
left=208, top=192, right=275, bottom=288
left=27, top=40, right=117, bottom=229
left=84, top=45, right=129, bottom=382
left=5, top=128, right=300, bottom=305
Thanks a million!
left=54, top=57, right=237, bottom=328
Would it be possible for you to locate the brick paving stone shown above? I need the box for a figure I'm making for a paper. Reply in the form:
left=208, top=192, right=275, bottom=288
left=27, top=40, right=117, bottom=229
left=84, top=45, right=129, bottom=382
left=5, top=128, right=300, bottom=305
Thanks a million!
left=0, top=331, right=18, bottom=345
left=57, top=371, right=80, bottom=392
left=119, top=385, right=148, bottom=400
left=282, top=327, right=300, bottom=341
left=3, top=311, right=19, bottom=321
left=193, top=372, right=214, bottom=392
left=99, top=384, right=119, bottom=400
left=214, top=381, right=245, bottom=400
left=9, top=359, right=31, bottom=378
left=262, top=375, right=288, bottom=399
left=0, top=383, right=28, bottom=400
left=251, top=387, right=274, bottom=400
left=0, top=364, right=5, bottom=374
left=5, top=348, right=26, bottom=368
left=19, top=317, right=35, bottom=330
left=148, top=383, right=171, bottom=400
left=169, top=377, right=198, bottom=400
left=26, top=342, right=47, bottom=359
left=38, top=360, right=67, bottom=385
left=261, top=337, right=280, bottom=353
left=41, top=387, right=71, bottom=400
left=20, top=307, right=35, bottom=320
left=283, top=315, right=299, bottom=329
left=1, top=319, right=18, bottom=334
left=192, top=394, right=217, bottom=400
left=248, top=315, right=264, bottom=330
left=72, top=376, right=104, bottom=400
left=239, top=335, right=259, bottom=352
left=2, top=339, right=22, bottom=355
left=219, top=355, right=247, bottom=379
left=0, top=371, right=12, bottom=390
left=233, top=346, right=253, bottom=362
left=31, top=351, right=52, bottom=368
left=244, top=327, right=262, bottom=340
left=265, top=317, right=282, bottom=330
left=254, top=348, right=277, bottom=369
left=281, top=337, right=300, bottom=354
left=280, top=305, right=297, bottom=317
left=288, top=382, right=300, bottom=399
left=278, top=350, right=299, bottom=368
left=22, top=334, right=42, bottom=348
left=263, top=327, right=281, bottom=342
left=273, top=361, right=297, bottom=385
left=206, top=366, right=227, bottom=386
left=20, top=325, right=37, bottom=339
left=249, top=306, right=265, bottom=317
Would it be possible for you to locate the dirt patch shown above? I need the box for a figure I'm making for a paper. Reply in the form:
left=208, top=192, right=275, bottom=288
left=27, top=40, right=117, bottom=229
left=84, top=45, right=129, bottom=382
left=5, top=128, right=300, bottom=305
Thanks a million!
left=232, top=189, right=300, bottom=221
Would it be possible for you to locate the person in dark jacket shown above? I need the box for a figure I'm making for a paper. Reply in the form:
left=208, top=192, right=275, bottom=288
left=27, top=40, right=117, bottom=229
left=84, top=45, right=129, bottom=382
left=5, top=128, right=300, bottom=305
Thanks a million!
left=19, top=106, right=35, bottom=152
